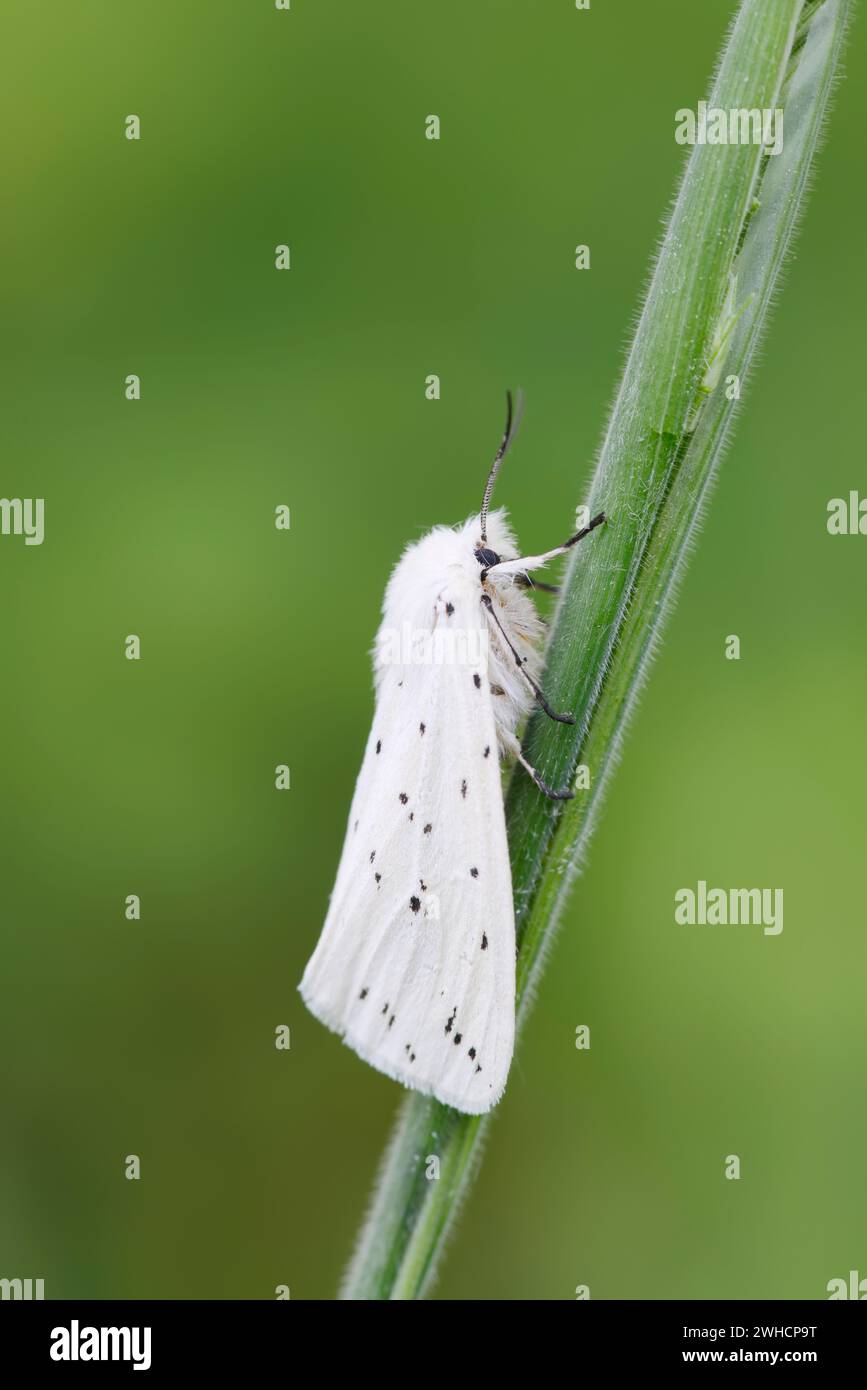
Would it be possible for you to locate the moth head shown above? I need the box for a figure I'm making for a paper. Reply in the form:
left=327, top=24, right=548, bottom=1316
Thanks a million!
left=474, top=545, right=501, bottom=570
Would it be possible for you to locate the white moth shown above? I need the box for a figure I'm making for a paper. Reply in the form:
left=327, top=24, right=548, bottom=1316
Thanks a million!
left=300, top=393, right=604, bottom=1114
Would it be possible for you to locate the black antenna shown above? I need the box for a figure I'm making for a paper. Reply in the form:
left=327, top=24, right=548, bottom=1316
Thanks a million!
left=480, top=388, right=524, bottom=544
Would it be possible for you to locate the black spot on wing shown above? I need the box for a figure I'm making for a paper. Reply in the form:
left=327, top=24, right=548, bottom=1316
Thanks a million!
left=375, top=739, right=381, bottom=754
left=359, top=988, right=368, bottom=1000
left=470, top=867, right=478, bottom=878
left=419, top=722, right=426, bottom=735
left=461, top=779, right=467, bottom=798
left=473, top=674, right=481, bottom=689
left=423, top=822, right=432, bottom=835
left=399, top=792, right=409, bottom=805
left=481, top=933, right=488, bottom=950
left=445, top=1007, right=456, bottom=1035
left=445, top=602, right=454, bottom=616
left=410, top=896, right=421, bottom=914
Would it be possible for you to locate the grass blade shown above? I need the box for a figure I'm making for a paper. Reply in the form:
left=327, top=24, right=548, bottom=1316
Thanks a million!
left=340, top=0, right=852, bottom=1300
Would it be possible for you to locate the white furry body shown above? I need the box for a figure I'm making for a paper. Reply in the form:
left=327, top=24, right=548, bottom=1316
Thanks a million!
left=299, top=508, right=543, bottom=1114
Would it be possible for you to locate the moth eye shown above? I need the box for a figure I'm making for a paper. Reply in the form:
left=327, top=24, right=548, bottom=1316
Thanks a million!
left=474, top=546, right=501, bottom=568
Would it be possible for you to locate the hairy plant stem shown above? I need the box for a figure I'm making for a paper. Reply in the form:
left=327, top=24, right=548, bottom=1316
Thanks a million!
left=340, top=0, right=852, bottom=1300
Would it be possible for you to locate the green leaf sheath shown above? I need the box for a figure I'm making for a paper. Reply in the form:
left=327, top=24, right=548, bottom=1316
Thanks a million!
left=340, top=0, right=852, bottom=1301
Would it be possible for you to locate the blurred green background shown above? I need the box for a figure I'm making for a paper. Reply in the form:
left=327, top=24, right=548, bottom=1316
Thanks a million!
left=1, top=0, right=864, bottom=1300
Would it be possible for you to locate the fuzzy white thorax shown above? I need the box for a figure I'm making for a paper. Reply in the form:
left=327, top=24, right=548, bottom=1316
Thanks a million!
left=375, top=508, right=542, bottom=756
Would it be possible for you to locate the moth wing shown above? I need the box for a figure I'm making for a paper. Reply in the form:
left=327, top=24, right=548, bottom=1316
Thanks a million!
left=299, top=587, right=515, bottom=1114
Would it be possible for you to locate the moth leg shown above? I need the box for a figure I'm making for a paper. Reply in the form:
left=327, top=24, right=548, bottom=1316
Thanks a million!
left=481, top=511, right=606, bottom=580
left=514, top=575, right=560, bottom=595
left=480, top=592, right=574, bottom=725
left=502, top=729, right=575, bottom=802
